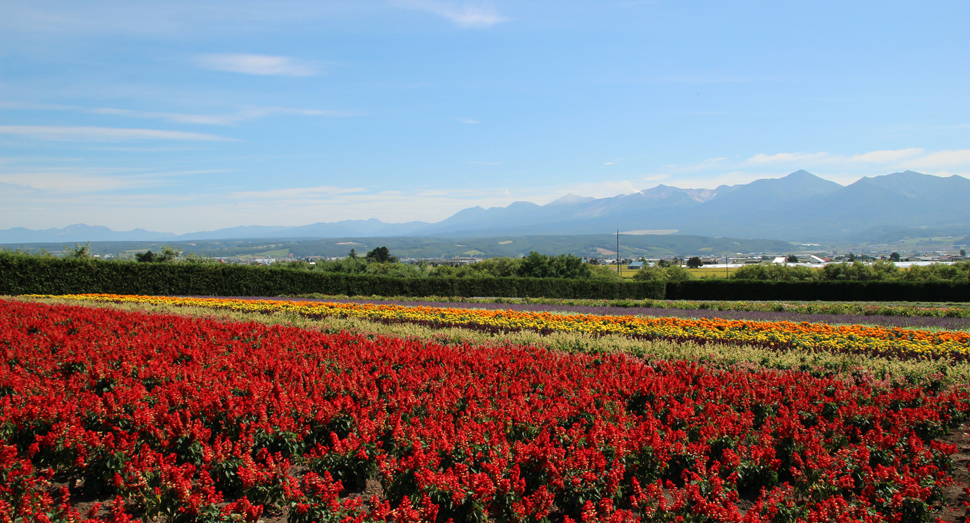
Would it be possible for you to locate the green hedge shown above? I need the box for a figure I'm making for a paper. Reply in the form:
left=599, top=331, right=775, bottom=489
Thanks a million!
left=0, top=255, right=664, bottom=300
left=4, top=255, right=967, bottom=302
left=665, top=279, right=970, bottom=303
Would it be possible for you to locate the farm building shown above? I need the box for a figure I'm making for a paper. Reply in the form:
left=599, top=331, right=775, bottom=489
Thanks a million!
left=627, top=261, right=644, bottom=270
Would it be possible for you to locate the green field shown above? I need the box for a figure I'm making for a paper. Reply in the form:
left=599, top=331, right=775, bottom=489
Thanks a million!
left=617, top=266, right=742, bottom=279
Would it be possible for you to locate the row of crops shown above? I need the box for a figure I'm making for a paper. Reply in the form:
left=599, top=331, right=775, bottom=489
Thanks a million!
left=2, top=295, right=970, bottom=522
left=294, top=294, right=970, bottom=319
left=33, top=294, right=970, bottom=361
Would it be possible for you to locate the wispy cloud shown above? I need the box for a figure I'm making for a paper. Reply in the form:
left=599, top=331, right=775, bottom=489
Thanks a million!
left=656, top=148, right=970, bottom=189
left=744, top=152, right=829, bottom=165
left=1, top=183, right=530, bottom=233
left=847, top=148, right=924, bottom=163
left=554, top=180, right=641, bottom=199
left=229, top=186, right=367, bottom=200
left=900, top=149, right=970, bottom=170
left=391, top=0, right=509, bottom=28
left=458, top=118, right=480, bottom=124
left=90, top=106, right=353, bottom=125
left=0, top=168, right=223, bottom=193
left=740, top=148, right=970, bottom=171
left=195, top=53, right=318, bottom=76
left=1, top=101, right=353, bottom=126
left=0, top=125, right=232, bottom=142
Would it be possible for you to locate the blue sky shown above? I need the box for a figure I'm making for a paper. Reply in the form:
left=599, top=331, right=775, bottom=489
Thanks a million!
left=1, top=0, right=968, bottom=234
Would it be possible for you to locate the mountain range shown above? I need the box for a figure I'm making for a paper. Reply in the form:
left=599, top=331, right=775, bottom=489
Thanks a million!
left=3, top=170, right=969, bottom=245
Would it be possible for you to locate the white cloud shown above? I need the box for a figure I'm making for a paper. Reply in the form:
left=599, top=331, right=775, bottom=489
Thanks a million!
left=741, top=148, right=961, bottom=170
left=90, top=106, right=353, bottom=125
left=744, top=152, right=829, bottom=165
left=655, top=147, right=970, bottom=190
left=847, top=148, right=924, bottom=163
left=2, top=101, right=353, bottom=125
left=1, top=183, right=536, bottom=233
left=554, top=180, right=640, bottom=199
left=0, top=168, right=222, bottom=193
left=900, top=149, right=970, bottom=170
left=229, top=186, right=367, bottom=200
left=458, top=118, right=480, bottom=124
left=0, top=125, right=232, bottom=141
left=1, top=1, right=372, bottom=38
left=391, top=0, right=509, bottom=27
left=195, top=53, right=318, bottom=76
left=657, top=171, right=777, bottom=190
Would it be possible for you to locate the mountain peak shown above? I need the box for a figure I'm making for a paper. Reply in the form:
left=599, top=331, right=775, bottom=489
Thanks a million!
left=548, top=193, right=596, bottom=206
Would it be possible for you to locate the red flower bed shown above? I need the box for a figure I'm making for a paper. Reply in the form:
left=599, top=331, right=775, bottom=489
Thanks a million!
left=1, top=299, right=968, bottom=522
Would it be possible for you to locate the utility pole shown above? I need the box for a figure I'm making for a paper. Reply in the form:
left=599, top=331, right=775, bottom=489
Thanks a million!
left=725, top=254, right=728, bottom=279
left=616, top=223, right=620, bottom=275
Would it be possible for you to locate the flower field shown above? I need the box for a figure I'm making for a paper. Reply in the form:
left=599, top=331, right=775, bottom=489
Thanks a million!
left=2, top=297, right=970, bottom=522
left=296, top=295, right=970, bottom=320
left=33, top=294, right=970, bottom=361
left=287, top=298, right=970, bottom=332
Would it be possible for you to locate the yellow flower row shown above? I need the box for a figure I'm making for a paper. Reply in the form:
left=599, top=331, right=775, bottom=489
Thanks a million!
left=29, top=294, right=970, bottom=360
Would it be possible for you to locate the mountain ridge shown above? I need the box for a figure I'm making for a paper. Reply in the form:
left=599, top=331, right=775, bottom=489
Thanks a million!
left=3, top=170, right=969, bottom=245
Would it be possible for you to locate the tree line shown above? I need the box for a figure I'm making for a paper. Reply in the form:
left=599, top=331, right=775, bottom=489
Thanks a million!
left=9, top=244, right=968, bottom=283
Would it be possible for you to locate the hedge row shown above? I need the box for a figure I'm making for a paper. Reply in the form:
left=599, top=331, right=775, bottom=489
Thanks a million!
left=666, top=279, right=970, bottom=303
left=0, top=255, right=664, bottom=300
left=2, top=255, right=968, bottom=302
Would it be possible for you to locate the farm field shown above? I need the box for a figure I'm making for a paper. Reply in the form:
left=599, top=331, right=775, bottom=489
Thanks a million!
left=613, top=267, right=741, bottom=279
left=3, top=295, right=970, bottom=522
left=290, top=294, right=970, bottom=319
left=31, top=294, right=970, bottom=361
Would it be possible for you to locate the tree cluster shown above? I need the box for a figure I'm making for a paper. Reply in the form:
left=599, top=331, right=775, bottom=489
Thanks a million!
left=730, top=260, right=970, bottom=283
left=311, top=250, right=619, bottom=280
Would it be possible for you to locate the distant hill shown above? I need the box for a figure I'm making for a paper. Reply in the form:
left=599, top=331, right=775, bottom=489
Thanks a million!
left=0, top=224, right=177, bottom=244
left=3, top=234, right=796, bottom=260
left=2, top=170, right=969, bottom=244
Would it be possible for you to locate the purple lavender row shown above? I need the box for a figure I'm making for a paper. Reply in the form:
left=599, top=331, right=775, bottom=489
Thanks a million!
left=232, top=296, right=970, bottom=331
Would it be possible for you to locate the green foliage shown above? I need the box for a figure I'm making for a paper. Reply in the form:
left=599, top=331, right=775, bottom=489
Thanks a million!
left=729, top=260, right=961, bottom=283
left=365, top=246, right=396, bottom=263
left=632, top=264, right=694, bottom=283
left=135, top=245, right=182, bottom=263
left=0, top=252, right=664, bottom=299
left=589, top=265, right=623, bottom=281
left=899, top=261, right=970, bottom=283
left=3, top=250, right=967, bottom=302
left=65, top=242, right=92, bottom=259
left=467, top=256, right=519, bottom=277
left=732, top=264, right=819, bottom=282
left=516, top=251, right=592, bottom=279
left=686, top=256, right=703, bottom=269
left=135, top=250, right=156, bottom=262
left=313, top=256, right=369, bottom=274
left=157, top=245, right=182, bottom=262
left=666, top=279, right=970, bottom=302
left=890, top=252, right=901, bottom=262
left=665, top=264, right=693, bottom=282
left=820, top=260, right=879, bottom=281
